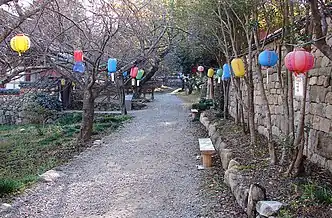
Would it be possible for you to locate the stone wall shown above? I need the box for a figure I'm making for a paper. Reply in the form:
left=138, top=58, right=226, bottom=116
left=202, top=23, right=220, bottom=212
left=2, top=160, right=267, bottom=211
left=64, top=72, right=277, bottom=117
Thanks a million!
left=0, top=94, right=23, bottom=124
left=228, top=43, right=332, bottom=173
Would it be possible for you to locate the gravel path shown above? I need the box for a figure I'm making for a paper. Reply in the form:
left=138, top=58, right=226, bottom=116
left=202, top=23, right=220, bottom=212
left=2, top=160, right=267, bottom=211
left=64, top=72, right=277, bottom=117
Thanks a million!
left=1, top=93, right=245, bottom=218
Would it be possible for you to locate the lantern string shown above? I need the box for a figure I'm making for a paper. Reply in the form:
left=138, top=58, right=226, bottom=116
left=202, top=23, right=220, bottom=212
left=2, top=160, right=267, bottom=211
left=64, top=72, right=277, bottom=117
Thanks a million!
left=283, top=36, right=327, bottom=47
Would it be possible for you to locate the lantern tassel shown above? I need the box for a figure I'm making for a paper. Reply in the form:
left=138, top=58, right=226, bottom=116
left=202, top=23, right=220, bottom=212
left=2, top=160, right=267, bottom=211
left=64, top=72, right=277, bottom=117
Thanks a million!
left=131, top=78, right=135, bottom=86
left=218, top=77, right=221, bottom=84
left=266, top=68, right=269, bottom=84
left=111, top=73, right=115, bottom=82
left=137, top=80, right=140, bottom=86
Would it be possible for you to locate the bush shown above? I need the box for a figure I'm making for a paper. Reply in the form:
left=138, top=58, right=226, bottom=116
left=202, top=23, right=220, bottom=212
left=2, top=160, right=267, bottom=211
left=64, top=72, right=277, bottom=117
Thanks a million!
left=56, top=113, right=82, bottom=125
left=192, top=98, right=214, bottom=111
left=0, top=179, right=23, bottom=196
left=22, top=93, right=61, bottom=134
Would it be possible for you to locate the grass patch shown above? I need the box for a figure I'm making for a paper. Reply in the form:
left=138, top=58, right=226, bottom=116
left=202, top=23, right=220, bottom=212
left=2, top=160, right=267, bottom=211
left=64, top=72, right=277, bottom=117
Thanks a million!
left=0, top=113, right=131, bottom=197
left=300, top=182, right=332, bottom=204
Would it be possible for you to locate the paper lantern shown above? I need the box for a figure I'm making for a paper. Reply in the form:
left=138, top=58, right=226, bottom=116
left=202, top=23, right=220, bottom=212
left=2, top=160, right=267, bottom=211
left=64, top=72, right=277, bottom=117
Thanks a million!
left=231, top=58, right=245, bottom=77
left=74, top=50, right=83, bottom=62
left=136, top=69, right=144, bottom=80
left=73, top=62, right=85, bottom=73
left=284, top=48, right=314, bottom=75
left=258, top=50, right=278, bottom=67
left=207, top=68, right=214, bottom=78
left=107, top=58, right=117, bottom=73
left=197, top=66, right=204, bottom=72
left=10, top=34, right=30, bottom=56
left=123, top=71, right=128, bottom=77
left=216, top=69, right=223, bottom=77
left=222, top=64, right=231, bottom=80
left=130, top=67, right=138, bottom=78
left=191, top=66, right=197, bottom=73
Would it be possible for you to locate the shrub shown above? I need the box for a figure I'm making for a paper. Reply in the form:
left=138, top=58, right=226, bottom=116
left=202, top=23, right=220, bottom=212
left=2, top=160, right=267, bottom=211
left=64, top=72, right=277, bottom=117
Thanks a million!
left=0, top=179, right=23, bottom=196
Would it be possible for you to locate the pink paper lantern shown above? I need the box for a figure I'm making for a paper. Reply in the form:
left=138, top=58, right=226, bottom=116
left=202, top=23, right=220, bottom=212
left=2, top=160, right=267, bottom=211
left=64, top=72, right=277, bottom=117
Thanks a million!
left=130, top=66, right=138, bottom=78
left=284, top=48, right=314, bottom=75
left=197, top=66, right=204, bottom=72
left=74, top=50, right=83, bottom=62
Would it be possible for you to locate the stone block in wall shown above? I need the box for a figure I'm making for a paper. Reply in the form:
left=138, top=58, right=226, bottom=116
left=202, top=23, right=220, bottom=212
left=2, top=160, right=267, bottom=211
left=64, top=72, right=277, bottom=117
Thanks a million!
left=255, top=96, right=263, bottom=105
left=319, top=117, right=331, bottom=133
left=321, top=56, right=330, bottom=68
left=325, top=92, right=332, bottom=104
left=275, top=105, right=284, bottom=114
left=312, top=115, right=321, bottom=130
left=270, top=89, right=277, bottom=94
left=309, top=77, right=318, bottom=85
left=317, top=75, right=331, bottom=87
left=312, top=115, right=331, bottom=133
left=310, top=103, right=324, bottom=117
left=318, top=67, right=332, bottom=76
left=309, top=130, right=332, bottom=159
left=310, top=153, right=327, bottom=167
left=325, top=105, right=332, bottom=119
left=275, top=82, right=281, bottom=89
left=309, top=86, right=328, bottom=103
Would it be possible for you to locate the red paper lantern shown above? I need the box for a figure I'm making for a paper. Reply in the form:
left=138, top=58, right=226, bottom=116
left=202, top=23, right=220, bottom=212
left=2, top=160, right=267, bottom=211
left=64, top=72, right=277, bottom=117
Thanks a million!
left=74, top=50, right=83, bottom=62
left=130, top=66, right=138, bottom=78
left=284, top=48, right=314, bottom=75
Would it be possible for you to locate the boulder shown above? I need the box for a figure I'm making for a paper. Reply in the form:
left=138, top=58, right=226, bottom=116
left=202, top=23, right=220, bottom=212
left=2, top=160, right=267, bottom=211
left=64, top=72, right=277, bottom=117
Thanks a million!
left=39, top=170, right=62, bottom=182
left=247, top=184, right=267, bottom=218
left=256, top=201, right=283, bottom=217
left=228, top=159, right=240, bottom=169
left=220, top=149, right=233, bottom=170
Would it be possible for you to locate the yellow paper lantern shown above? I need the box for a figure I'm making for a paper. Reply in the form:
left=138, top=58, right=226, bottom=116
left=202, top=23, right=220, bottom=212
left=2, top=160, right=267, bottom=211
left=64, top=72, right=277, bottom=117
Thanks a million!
left=231, top=58, right=245, bottom=77
left=207, top=68, right=214, bottom=78
left=10, top=34, right=30, bottom=56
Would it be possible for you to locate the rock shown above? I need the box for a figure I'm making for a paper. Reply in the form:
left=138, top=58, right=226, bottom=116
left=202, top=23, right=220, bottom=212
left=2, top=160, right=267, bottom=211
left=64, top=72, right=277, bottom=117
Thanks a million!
left=220, top=149, right=233, bottom=170
left=247, top=184, right=266, bottom=218
left=256, top=201, right=283, bottom=217
left=39, top=170, right=62, bottom=182
left=1, top=203, right=11, bottom=210
left=228, top=159, right=240, bottom=169
left=208, top=123, right=217, bottom=137
left=93, top=140, right=102, bottom=145
left=214, top=137, right=222, bottom=150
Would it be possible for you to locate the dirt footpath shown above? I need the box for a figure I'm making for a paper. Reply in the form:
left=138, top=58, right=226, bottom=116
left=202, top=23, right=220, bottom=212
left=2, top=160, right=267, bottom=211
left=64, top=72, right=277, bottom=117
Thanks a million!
left=1, top=93, right=245, bottom=218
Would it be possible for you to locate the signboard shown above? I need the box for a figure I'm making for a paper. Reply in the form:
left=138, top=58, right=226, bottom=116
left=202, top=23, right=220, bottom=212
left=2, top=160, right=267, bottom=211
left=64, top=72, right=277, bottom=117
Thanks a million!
left=294, top=75, right=304, bottom=97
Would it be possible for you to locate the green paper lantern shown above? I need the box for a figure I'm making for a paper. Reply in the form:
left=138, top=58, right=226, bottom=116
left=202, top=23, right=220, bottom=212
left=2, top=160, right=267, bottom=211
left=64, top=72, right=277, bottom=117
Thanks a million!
left=136, top=69, right=144, bottom=80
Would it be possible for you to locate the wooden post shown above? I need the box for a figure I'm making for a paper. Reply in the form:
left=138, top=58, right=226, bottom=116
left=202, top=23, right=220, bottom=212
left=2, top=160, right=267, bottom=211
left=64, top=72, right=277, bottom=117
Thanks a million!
left=202, top=152, right=213, bottom=167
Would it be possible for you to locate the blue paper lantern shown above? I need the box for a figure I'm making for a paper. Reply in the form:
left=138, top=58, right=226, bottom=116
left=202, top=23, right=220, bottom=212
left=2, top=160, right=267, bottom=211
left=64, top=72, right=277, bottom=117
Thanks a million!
left=123, top=71, right=128, bottom=77
left=222, top=64, right=231, bottom=80
left=107, top=58, right=117, bottom=73
left=258, top=50, right=278, bottom=67
left=73, top=62, right=85, bottom=73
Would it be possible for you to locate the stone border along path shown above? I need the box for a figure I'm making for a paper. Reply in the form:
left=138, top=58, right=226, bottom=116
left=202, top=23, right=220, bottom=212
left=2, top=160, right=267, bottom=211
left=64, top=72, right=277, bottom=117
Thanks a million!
left=1, top=93, right=245, bottom=218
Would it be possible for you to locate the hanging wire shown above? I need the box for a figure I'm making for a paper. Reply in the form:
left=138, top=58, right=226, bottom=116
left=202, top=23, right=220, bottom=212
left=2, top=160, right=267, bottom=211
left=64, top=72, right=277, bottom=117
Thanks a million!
left=283, top=36, right=327, bottom=47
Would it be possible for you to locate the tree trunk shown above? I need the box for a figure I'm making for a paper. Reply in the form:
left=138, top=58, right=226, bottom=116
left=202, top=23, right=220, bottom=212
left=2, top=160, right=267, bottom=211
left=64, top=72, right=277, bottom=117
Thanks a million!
left=223, top=79, right=230, bottom=119
left=256, top=62, right=276, bottom=164
left=116, top=73, right=127, bottom=115
left=79, top=88, right=95, bottom=142
left=286, top=73, right=309, bottom=176
left=248, top=80, right=255, bottom=144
